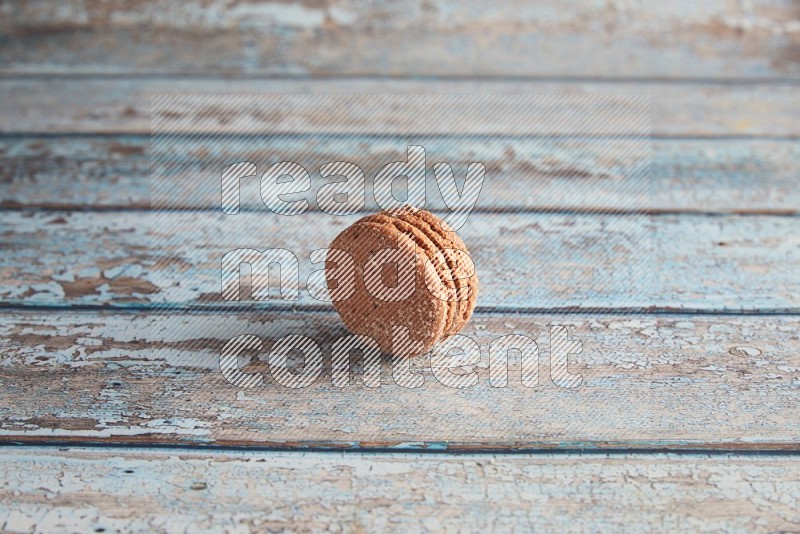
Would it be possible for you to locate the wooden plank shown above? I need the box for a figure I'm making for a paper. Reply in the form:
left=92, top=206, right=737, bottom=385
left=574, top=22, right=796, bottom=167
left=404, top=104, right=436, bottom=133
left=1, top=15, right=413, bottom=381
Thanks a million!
left=1, top=310, right=798, bottom=449
left=2, top=0, right=800, bottom=80
left=1, top=211, right=797, bottom=311
left=1, top=448, right=799, bottom=532
left=2, top=136, right=798, bottom=213
left=1, top=79, right=799, bottom=136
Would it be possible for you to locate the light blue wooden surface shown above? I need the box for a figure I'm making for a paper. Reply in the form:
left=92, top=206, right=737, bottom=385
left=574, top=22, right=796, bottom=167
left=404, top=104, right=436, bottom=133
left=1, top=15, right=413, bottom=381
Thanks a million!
left=1, top=0, right=799, bottom=530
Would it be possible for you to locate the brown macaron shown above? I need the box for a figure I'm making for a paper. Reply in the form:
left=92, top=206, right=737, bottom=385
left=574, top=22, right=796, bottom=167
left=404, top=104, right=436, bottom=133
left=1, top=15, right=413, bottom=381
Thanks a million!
left=327, top=208, right=478, bottom=355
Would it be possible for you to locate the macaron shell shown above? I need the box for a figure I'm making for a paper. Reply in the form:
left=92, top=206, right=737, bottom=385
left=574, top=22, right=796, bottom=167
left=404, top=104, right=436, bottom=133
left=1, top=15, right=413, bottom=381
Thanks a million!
left=328, top=220, right=447, bottom=355
left=399, top=210, right=479, bottom=335
left=393, top=211, right=473, bottom=336
left=357, top=212, right=459, bottom=336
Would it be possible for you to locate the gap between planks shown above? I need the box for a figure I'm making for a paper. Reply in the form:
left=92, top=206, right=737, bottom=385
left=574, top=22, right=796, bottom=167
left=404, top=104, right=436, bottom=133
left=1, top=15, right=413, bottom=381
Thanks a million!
left=2, top=304, right=800, bottom=316
left=4, top=207, right=798, bottom=217
left=2, top=442, right=800, bottom=456
left=3, top=73, right=800, bottom=85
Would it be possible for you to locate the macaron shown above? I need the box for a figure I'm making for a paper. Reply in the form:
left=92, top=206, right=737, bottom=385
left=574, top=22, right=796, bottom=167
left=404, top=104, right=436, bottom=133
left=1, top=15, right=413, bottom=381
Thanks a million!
left=327, top=208, right=478, bottom=355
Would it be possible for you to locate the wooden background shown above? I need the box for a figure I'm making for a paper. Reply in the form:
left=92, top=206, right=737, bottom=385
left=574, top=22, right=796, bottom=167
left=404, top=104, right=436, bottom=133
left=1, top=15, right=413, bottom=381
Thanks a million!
left=1, top=0, right=799, bottom=531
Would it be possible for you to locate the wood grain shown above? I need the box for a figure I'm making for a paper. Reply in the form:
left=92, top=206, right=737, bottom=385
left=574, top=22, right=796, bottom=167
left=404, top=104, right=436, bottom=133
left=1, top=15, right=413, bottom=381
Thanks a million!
left=2, top=1, right=799, bottom=525
left=1, top=79, right=799, bottom=136
left=1, top=211, right=797, bottom=311
left=1, top=310, right=798, bottom=449
left=1, top=447, right=799, bottom=532
left=2, top=135, right=798, bottom=213
left=2, top=0, right=799, bottom=79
